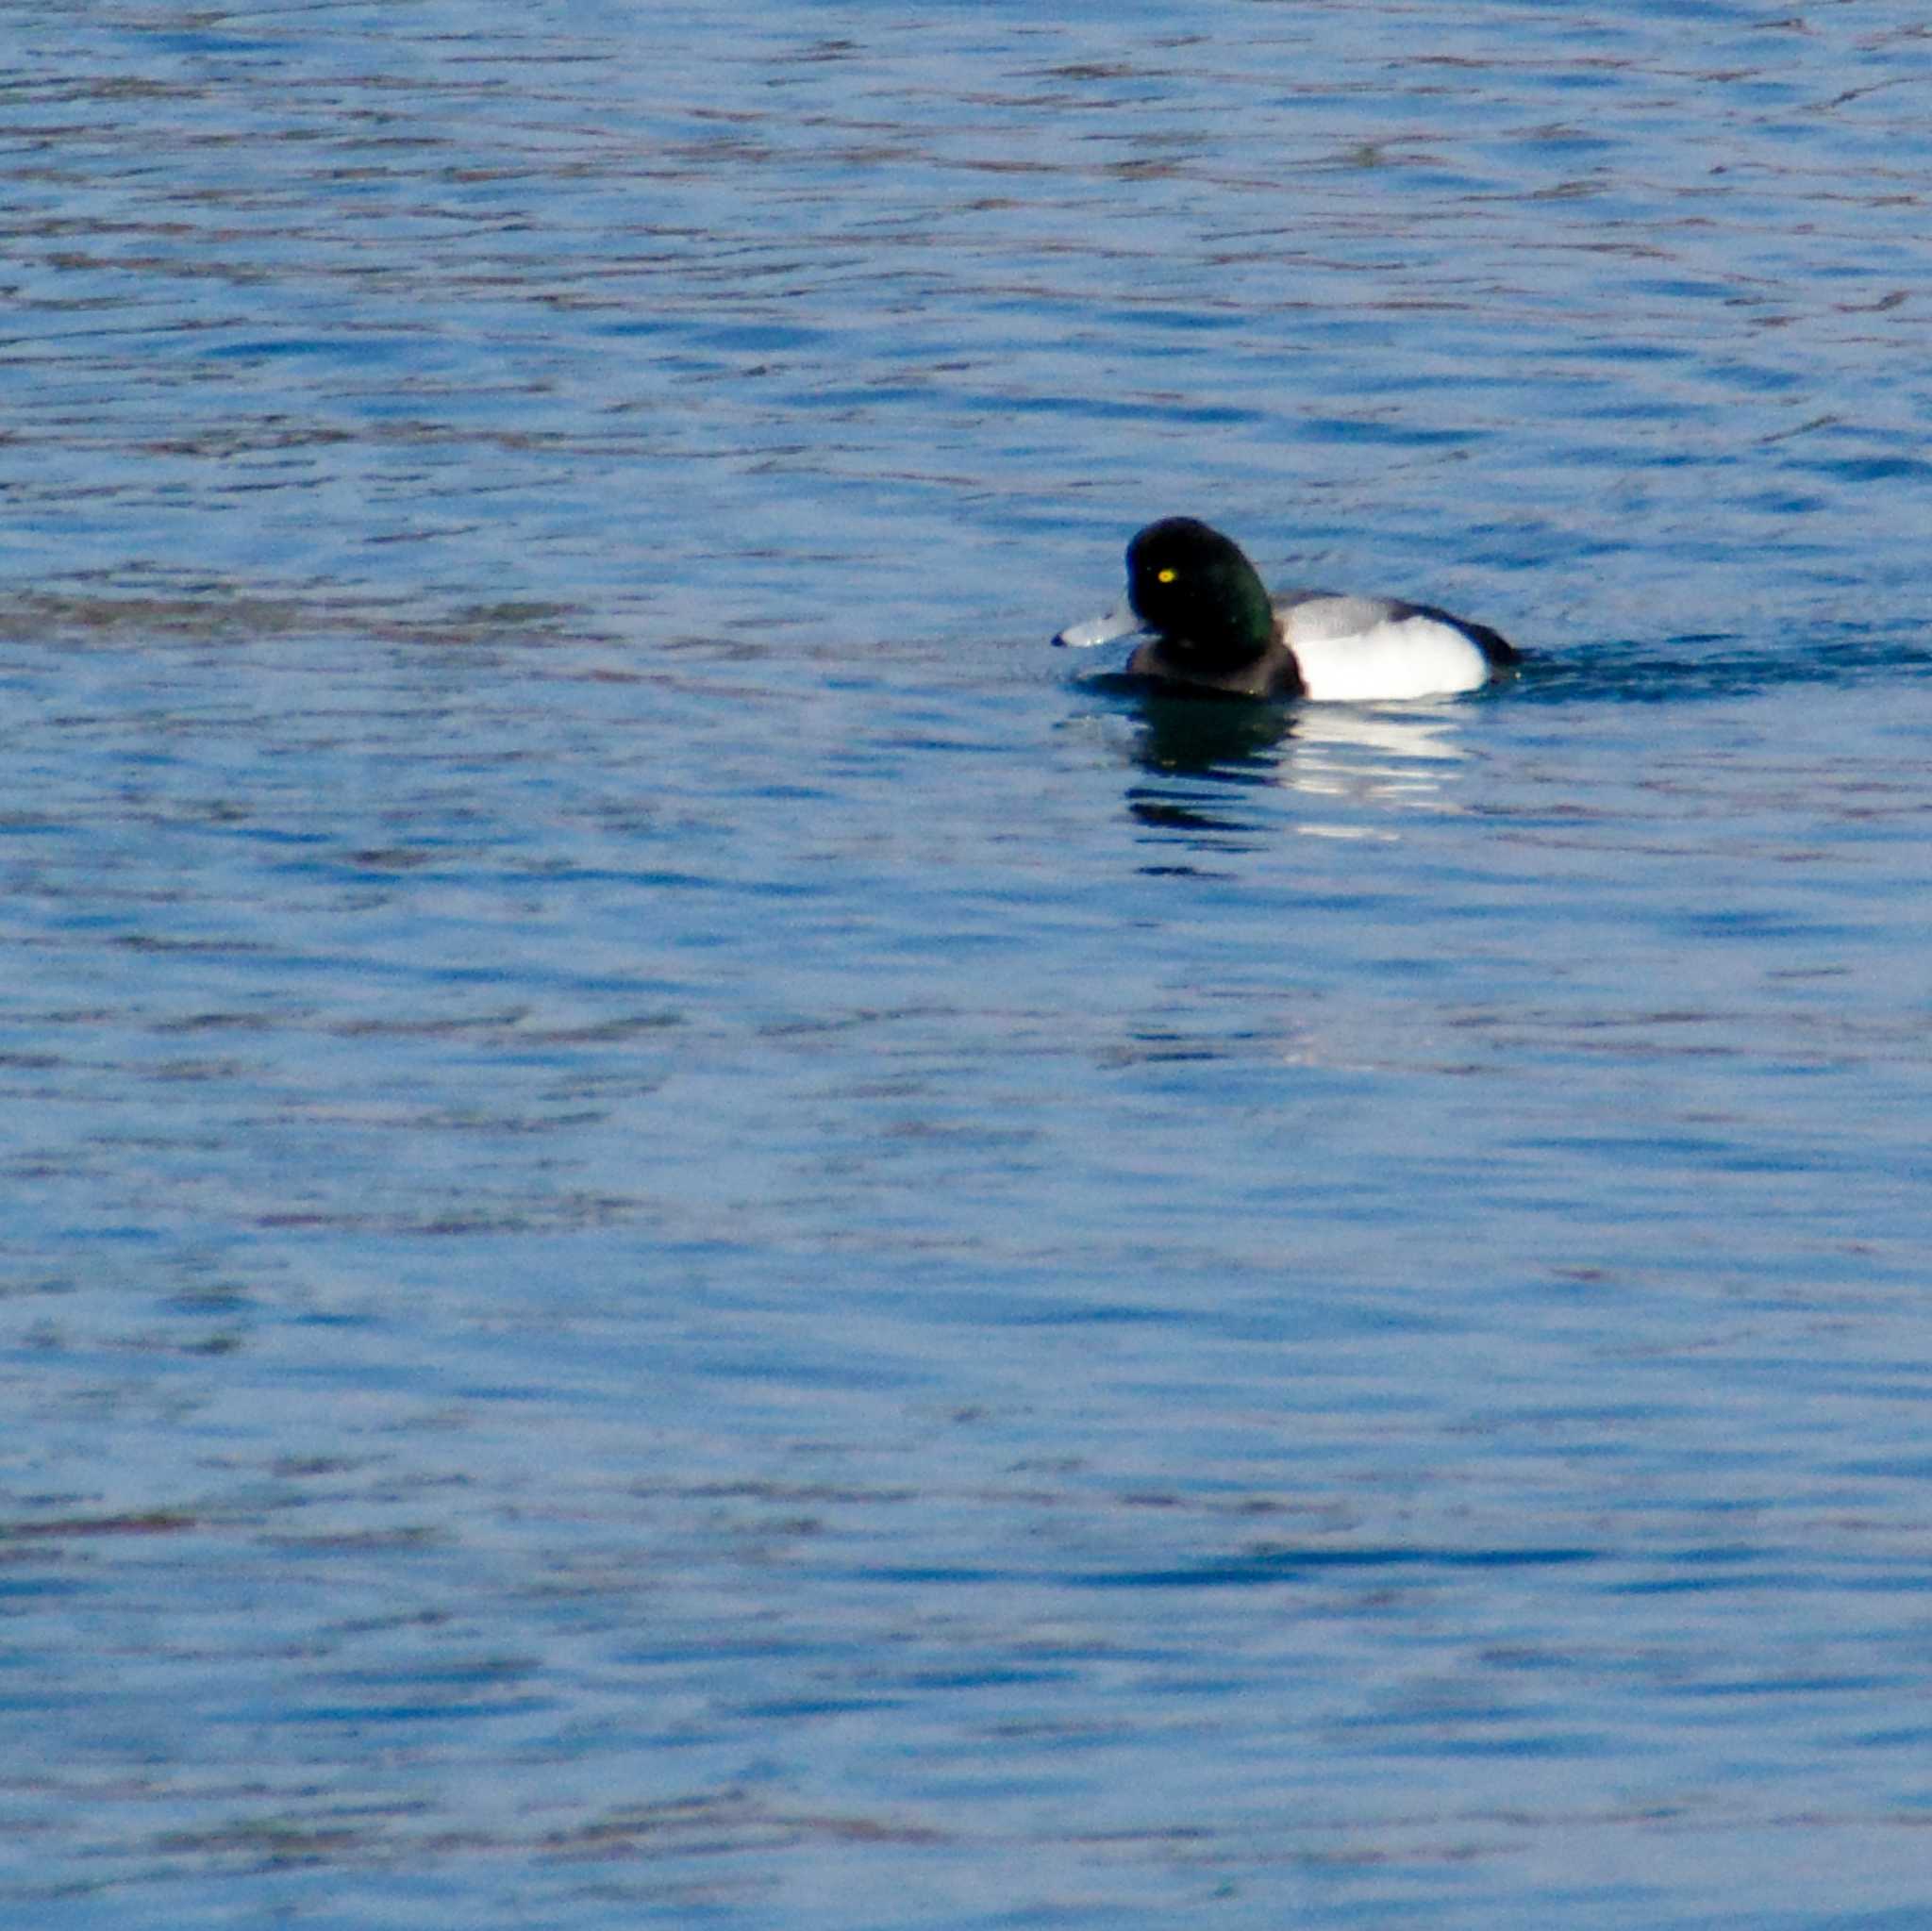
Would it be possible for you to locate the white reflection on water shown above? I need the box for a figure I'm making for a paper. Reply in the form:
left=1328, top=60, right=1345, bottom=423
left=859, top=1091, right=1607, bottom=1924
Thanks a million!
left=1084, top=685, right=1476, bottom=847
left=1282, top=701, right=1471, bottom=834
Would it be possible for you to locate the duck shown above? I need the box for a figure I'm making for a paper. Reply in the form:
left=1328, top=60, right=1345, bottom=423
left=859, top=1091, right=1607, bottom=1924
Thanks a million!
left=1054, top=517, right=1518, bottom=701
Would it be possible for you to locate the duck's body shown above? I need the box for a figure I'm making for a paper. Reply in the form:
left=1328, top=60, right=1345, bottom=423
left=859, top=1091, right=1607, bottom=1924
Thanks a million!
left=1055, top=518, right=1518, bottom=702
left=1127, top=587, right=1515, bottom=702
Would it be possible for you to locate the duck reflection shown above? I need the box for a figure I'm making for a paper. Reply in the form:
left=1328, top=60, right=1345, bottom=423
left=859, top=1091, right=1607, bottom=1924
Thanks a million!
left=1088, top=680, right=1472, bottom=851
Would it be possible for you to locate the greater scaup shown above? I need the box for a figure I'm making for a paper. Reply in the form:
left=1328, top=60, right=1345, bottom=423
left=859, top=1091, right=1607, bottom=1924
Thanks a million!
left=1054, top=517, right=1518, bottom=701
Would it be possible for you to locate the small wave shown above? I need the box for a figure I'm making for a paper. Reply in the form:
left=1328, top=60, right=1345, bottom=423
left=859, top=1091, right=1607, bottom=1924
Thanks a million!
left=1505, top=626, right=1932, bottom=705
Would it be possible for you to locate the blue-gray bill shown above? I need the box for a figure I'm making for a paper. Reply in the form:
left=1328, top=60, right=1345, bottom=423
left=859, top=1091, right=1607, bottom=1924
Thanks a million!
left=1052, top=602, right=1143, bottom=650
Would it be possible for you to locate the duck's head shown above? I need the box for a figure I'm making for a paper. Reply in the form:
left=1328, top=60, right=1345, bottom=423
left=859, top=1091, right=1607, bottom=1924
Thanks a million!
left=1124, top=519, right=1275, bottom=672
left=1053, top=518, right=1276, bottom=673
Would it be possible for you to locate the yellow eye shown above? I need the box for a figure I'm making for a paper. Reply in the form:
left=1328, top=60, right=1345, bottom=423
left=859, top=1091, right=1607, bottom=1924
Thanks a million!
left=1157, top=567, right=1176, bottom=584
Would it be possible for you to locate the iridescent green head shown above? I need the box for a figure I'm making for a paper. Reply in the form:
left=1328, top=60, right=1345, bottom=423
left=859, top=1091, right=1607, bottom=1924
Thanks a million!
left=1125, top=518, right=1275, bottom=671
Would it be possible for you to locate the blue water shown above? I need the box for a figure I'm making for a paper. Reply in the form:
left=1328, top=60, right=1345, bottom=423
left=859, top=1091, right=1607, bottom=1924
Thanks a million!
left=5, top=4, right=1932, bottom=1926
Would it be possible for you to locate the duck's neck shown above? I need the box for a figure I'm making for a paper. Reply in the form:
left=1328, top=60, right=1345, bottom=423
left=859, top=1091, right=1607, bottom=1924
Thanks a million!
left=1181, top=565, right=1275, bottom=671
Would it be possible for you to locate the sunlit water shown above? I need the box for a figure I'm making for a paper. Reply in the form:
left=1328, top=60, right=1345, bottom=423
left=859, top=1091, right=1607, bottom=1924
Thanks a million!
left=5, top=5, right=1932, bottom=1927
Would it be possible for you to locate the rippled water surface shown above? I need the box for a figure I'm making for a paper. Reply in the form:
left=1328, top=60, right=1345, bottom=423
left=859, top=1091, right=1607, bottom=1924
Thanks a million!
left=7, top=5, right=1932, bottom=1926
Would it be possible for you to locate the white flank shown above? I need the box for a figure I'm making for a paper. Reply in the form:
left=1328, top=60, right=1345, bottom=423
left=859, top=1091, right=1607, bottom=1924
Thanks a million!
left=1284, top=604, right=1490, bottom=702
